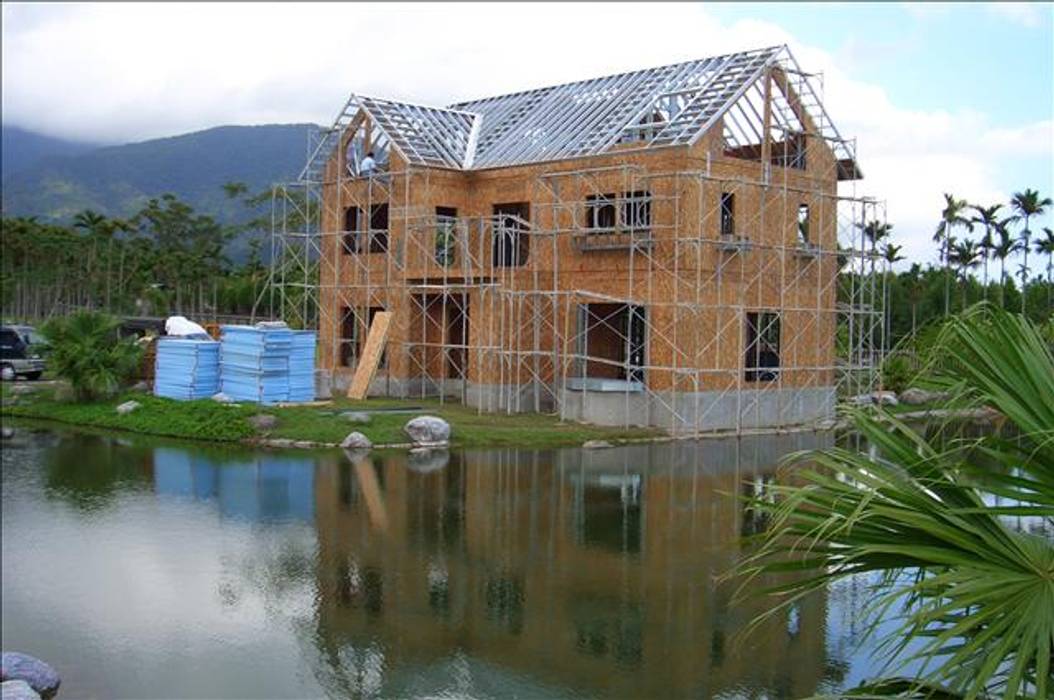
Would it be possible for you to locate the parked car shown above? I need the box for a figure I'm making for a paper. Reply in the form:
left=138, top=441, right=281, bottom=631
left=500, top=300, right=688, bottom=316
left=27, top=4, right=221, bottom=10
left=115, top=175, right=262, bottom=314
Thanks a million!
left=0, top=325, right=47, bottom=380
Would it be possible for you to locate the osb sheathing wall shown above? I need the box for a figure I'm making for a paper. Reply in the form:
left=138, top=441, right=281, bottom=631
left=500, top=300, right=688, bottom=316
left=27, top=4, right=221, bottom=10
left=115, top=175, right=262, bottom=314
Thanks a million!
left=315, top=116, right=842, bottom=397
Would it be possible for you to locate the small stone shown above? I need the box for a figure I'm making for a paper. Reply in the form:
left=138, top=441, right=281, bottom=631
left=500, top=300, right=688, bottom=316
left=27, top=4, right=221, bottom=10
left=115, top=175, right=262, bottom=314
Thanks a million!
left=898, top=387, right=951, bottom=405
left=404, top=415, right=451, bottom=445
left=0, top=367, right=14, bottom=381
left=2, top=680, right=41, bottom=700
left=130, top=380, right=150, bottom=393
left=1, top=427, right=13, bottom=439
left=408, top=447, right=449, bottom=473
left=211, top=392, right=233, bottom=403
left=1, top=652, right=60, bottom=699
left=293, top=441, right=316, bottom=449
left=340, top=431, right=372, bottom=450
left=115, top=400, right=141, bottom=415
left=339, top=411, right=372, bottom=425
left=582, top=439, right=613, bottom=449
left=871, top=391, right=898, bottom=406
left=847, top=393, right=873, bottom=407
left=248, top=414, right=279, bottom=432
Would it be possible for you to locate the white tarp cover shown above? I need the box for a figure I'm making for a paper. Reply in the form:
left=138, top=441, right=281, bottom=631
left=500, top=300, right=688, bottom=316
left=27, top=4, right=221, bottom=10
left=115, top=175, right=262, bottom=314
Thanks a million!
left=165, top=315, right=210, bottom=338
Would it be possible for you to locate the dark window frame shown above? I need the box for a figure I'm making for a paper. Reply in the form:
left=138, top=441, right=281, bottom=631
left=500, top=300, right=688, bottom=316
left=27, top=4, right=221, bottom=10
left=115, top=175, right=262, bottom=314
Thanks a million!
left=744, top=311, right=780, bottom=382
left=493, top=202, right=530, bottom=268
left=720, top=192, right=735, bottom=237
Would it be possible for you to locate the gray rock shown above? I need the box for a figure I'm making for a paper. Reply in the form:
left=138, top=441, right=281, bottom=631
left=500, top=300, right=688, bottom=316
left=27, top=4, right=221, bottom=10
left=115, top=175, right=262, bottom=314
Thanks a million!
left=115, top=400, right=141, bottom=415
left=0, top=367, right=14, bottom=382
left=873, top=391, right=899, bottom=406
left=407, top=447, right=449, bottom=473
left=1, top=680, right=40, bottom=700
left=340, top=431, right=372, bottom=450
left=847, top=393, right=874, bottom=407
left=1, top=427, right=14, bottom=440
left=211, top=392, right=233, bottom=403
left=1, top=652, right=59, bottom=698
left=248, top=414, right=279, bottom=432
left=898, top=387, right=951, bottom=405
left=582, top=439, right=613, bottom=449
left=130, top=380, right=150, bottom=393
left=404, top=415, right=451, bottom=445
left=339, top=411, right=372, bottom=425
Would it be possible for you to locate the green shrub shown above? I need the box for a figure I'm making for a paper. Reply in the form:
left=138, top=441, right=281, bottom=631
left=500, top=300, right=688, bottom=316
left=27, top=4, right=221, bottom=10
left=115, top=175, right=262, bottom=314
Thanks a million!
left=41, top=311, right=142, bottom=402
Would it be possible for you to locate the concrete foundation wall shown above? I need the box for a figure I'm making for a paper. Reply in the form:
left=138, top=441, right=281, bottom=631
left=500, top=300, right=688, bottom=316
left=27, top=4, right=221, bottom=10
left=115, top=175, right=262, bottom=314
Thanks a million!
left=318, top=368, right=834, bottom=433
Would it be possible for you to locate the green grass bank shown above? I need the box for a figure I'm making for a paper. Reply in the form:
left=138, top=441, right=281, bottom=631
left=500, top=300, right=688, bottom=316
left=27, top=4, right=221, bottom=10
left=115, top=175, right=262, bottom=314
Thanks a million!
left=0, top=383, right=662, bottom=449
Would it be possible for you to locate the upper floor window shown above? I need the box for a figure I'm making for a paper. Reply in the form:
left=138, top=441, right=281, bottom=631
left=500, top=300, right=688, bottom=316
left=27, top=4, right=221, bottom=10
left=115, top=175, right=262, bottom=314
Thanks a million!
left=797, top=204, right=810, bottom=244
left=584, top=191, right=651, bottom=233
left=493, top=202, right=529, bottom=268
left=342, top=206, right=361, bottom=254
left=369, top=204, right=389, bottom=254
left=720, top=192, right=736, bottom=237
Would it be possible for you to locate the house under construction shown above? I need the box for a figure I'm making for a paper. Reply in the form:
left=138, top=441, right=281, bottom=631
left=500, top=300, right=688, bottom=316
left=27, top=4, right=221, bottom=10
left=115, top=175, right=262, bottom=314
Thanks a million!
left=267, top=45, right=885, bottom=435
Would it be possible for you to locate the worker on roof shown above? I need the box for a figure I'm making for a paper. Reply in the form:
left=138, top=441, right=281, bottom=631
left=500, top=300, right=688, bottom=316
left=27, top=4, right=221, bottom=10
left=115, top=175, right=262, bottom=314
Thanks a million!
left=359, top=151, right=377, bottom=178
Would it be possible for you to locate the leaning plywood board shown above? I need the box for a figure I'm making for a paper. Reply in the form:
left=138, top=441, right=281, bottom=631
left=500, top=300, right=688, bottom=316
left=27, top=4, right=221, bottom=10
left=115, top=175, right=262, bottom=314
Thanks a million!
left=347, top=311, right=392, bottom=399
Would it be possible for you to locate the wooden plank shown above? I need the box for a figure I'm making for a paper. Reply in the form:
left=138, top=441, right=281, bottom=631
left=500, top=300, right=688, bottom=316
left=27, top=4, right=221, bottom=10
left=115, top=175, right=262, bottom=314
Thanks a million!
left=347, top=311, right=392, bottom=399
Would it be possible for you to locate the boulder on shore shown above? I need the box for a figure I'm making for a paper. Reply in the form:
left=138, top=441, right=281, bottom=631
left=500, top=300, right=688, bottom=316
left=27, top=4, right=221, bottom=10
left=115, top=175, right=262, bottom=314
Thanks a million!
left=340, top=431, right=372, bottom=450
left=115, top=400, right=141, bottom=415
left=211, top=392, right=233, bottom=403
left=248, top=414, right=279, bottom=432
left=1, top=680, right=41, bottom=700
left=582, top=440, right=613, bottom=449
left=1, top=652, right=60, bottom=699
left=404, top=416, right=451, bottom=446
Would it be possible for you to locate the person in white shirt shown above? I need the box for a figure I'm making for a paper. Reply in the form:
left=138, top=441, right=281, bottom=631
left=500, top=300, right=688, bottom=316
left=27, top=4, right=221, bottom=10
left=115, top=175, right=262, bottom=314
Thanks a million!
left=359, top=151, right=377, bottom=178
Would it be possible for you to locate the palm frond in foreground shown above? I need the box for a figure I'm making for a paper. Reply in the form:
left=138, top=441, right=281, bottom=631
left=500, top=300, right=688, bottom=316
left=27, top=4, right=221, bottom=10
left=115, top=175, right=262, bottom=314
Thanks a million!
left=739, top=305, right=1054, bottom=699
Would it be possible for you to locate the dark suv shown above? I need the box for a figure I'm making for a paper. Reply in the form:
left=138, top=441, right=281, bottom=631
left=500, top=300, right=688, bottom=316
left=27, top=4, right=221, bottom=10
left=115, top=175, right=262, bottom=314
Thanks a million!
left=0, top=325, right=46, bottom=380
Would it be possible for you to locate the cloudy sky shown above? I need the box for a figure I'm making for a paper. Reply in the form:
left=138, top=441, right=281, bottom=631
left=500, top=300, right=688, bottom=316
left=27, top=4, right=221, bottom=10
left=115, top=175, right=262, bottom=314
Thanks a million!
left=2, top=2, right=1051, bottom=267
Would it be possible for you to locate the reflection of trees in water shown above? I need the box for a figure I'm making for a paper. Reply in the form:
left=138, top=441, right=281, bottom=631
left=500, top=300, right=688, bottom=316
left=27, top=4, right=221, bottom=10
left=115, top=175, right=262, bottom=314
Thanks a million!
left=43, top=433, right=152, bottom=511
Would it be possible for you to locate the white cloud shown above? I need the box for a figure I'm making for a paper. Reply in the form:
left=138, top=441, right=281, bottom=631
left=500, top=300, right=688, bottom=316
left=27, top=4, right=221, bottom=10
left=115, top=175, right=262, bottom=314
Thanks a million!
left=2, top=2, right=1050, bottom=269
left=986, top=2, right=1049, bottom=28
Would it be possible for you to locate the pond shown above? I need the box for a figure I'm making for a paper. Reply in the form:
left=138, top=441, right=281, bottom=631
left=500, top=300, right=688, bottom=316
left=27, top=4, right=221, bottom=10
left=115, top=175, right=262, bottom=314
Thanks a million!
left=2, top=424, right=888, bottom=699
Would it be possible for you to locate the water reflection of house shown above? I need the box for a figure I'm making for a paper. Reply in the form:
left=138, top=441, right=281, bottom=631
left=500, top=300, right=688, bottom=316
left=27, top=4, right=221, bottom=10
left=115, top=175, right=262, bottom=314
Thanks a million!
left=311, top=432, right=839, bottom=697
left=152, top=448, right=316, bottom=524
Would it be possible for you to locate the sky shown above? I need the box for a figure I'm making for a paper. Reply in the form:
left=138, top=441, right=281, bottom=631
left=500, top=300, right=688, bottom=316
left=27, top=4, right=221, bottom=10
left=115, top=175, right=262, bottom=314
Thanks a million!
left=2, top=2, right=1052, bottom=269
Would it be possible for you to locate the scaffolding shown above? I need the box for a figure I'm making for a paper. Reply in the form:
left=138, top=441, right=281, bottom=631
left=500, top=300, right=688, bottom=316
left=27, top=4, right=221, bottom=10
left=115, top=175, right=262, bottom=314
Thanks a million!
left=264, top=45, right=886, bottom=436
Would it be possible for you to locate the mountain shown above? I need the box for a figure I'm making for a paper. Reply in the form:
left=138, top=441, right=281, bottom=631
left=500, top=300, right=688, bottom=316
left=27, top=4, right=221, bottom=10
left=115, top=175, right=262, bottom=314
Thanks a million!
left=1, top=123, right=318, bottom=225
left=1, top=125, right=101, bottom=176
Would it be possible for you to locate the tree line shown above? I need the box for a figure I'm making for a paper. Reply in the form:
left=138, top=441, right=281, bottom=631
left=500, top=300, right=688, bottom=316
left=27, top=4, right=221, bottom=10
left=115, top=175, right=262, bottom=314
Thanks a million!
left=0, top=184, right=285, bottom=322
left=2, top=184, right=1051, bottom=338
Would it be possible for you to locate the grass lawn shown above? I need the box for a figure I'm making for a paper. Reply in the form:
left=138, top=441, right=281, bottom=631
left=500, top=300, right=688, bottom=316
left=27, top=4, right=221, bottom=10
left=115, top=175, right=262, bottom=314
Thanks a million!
left=0, top=383, right=663, bottom=448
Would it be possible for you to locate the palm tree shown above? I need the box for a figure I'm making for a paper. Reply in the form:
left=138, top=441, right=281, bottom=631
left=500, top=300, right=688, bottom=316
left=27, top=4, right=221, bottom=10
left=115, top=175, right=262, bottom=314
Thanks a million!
left=741, top=306, right=1054, bottom=700
left=1010, top=188, right=1052, bottom=314
left=880, top=242, right=904, bottom=348
left=934, top=194, right=972, bottom=316
left=73, top=209, right=108, bottom=308
left=949, top=238, right=980, bottom=309
left=970, top=204, right=1004, bottom=302
left=904, top=263, right=925, bottom=340
left=991, top=223, right=1019, bottom=309
left=40, top=310, right=142, bottom=401
left=1036, top=227, right=1054, bottom=312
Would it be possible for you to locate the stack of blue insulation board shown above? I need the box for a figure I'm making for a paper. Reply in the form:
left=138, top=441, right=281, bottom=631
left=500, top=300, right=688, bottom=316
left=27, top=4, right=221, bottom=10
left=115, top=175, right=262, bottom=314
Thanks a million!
left=288, top=330, right=317, bottom=403
left=154, top=338, right=220, bottom=400
left=219, top=325, right=294, bottom=404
